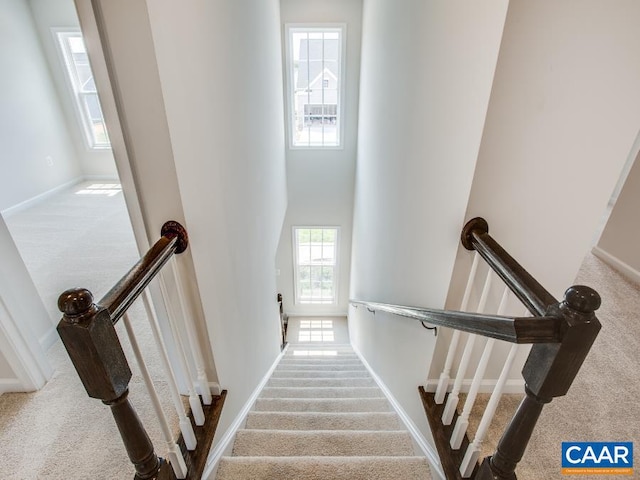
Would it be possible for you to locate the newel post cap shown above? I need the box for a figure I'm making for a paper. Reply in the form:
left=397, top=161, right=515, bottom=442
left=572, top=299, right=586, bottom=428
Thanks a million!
left=58, top=287, right=97, bottom=322
left=563, top=285, right=601, bottom=314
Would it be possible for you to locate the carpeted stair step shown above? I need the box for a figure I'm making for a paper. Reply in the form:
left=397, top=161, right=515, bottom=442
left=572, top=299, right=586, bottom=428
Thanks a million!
left=267, top=377, right=376, bottom=388
left=260, top=386, right=382, bottom=398
left=278, top=359, right=363, bottom=366
left=232, top=430, right=416, bottom=457
left=252, top=397, right=392, bottom=413
left=245, top=411, right=403, bottom=431
left=216, top=456, right=432, bottom=480
left=276, top=363, right=367, bottom=371
left=270, top=369, right=372, bottom=378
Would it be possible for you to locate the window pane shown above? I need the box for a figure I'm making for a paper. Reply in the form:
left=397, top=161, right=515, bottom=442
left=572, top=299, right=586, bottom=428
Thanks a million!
left=289, top=27, right=341, bottom=148
left=57, top=32, right=110, bottom=149
left=294, top=227, right=338, bottom=304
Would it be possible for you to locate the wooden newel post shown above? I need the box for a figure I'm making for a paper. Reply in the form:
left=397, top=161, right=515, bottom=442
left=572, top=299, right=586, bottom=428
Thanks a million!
left=57, top=288, right=161, bottom=479
left=477, top=285, right=601, bottom=480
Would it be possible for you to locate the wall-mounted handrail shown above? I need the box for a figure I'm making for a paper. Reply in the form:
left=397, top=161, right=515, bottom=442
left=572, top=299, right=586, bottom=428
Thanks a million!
left=350, top=300, right=563, bottom=344
left=100, top=221, right=188, bottom=324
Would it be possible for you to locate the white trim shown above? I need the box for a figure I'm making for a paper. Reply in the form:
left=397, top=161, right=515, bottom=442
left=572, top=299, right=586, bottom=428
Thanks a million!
left=39, top=327, right=59, bottom=352
left=592, top=246, right=640, bottom=285
left=207, top=382, right=222, bottom=396
left=1, top=178, right=83, bottom=217
left=0, top=378, right=24, bottom=395
left=202, top=345, right=290, bottom=479
left=351, top=343, right=446, bottom=480
left=83, top=175, right=120, bottom=181
left=286, top=312, right=348, bottom=317
left=423, top=378, right=525, bottom=395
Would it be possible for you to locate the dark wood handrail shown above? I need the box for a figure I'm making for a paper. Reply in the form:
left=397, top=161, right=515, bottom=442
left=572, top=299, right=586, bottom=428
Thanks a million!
left=461, top=217, right=557, bottom=316
left=350, top=300, right=563, bottom=344
left=56, top=220, right=201, bottom=479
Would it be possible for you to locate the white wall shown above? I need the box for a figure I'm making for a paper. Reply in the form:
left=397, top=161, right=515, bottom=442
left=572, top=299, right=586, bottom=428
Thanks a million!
left=28, top=0, right=118, bottom=178
left=144, top=0, right=288, bottom=442
left=275, top=0, right=362, bottom=316
left=440, top=0, right=640, bottom=384
left=0, top=0, right=83, bottom=211
left=350, top=0, right=508, bottom=442
left=0, top=214, right=52, bottom=393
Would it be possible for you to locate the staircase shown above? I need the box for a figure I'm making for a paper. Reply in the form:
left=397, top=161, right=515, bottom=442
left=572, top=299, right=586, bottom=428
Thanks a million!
left=216, top=343, right=432, bottom=479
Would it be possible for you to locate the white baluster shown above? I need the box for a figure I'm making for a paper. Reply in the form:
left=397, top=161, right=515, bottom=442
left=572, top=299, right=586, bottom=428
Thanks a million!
left=122, top=313, right=188, bottom=479
left=442, top=270, right=493, bottom=425
left=169, top=257, right=212, bottom=405
left=460, top=343, right=519, bottom=477
left=159, top=276, right=206, bottom=426
left=450, top=287, right=510, bottom=449
left=142, top=290, right=197, bottom=450
left=435, top=252, right=480, bottom=404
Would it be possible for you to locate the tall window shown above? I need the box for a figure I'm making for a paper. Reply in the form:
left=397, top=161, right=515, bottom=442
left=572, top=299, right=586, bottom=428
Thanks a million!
left=56, top=31, right=110, bottom=149
left=287, top=26, right=343, bottom=148
left=293, top=227, right=339, bottom=304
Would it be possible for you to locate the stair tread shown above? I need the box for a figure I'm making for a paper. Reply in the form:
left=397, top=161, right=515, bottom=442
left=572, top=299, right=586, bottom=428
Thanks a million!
left=216, top=456, right=432, bottom=480
left=260, top=386, right=383, bottom=398
left=271, top=369, right=371, bottom=378
left=252, top=397, right=392, bottom=412
left=267, top=377, right=376, bottom=388
left=232, top=430, right=417, bottom=457
left=245, top=411, right=403, bottom=431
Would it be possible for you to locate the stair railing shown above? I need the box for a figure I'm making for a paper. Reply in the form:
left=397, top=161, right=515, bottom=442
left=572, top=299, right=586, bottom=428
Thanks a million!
left=351, top=217, right=601, bottom=480
left=57, top=221, right=225, bottom=479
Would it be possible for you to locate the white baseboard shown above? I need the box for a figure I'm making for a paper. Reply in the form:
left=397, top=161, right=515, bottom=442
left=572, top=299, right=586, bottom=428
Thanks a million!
left=592, top=246, right=640, bottom=285
left=39, top=327, right=59, bottom=352
left=423, top=378, right=525, bottom=395
left=202, top=345, right=289, bottom=479
left=83, top=175, right=120, bottom=181
left=1, top=177, right=84, bottom=217
left=0, top=378, right=25, bottom=395
left=352, top=344, right=446, bottom=480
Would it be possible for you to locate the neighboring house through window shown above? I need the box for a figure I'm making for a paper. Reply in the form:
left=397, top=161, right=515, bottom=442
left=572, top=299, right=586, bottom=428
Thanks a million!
left=286, top=26, right=344, bottom=148
left=55, top=30, right=110, bottom=149
left=293, top=227, right=339, bottom=304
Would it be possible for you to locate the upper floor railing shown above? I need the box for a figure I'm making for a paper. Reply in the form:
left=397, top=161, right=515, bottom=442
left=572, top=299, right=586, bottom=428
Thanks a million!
left=351, top=217, right=601, bottom=480
left=57, top=221, right=225, bottom=479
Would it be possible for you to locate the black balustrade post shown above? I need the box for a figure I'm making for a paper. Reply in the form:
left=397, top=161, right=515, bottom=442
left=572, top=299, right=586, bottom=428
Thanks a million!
left=57, top=288, right=161, bottom=479
left=476, top=285, right=601, bottom=479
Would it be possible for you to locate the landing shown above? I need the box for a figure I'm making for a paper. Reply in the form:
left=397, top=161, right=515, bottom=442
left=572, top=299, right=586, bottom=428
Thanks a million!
left=286, top=316, right=350, bottom=345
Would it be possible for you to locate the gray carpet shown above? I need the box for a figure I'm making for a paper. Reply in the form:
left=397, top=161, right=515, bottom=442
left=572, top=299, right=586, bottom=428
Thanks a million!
left=216, top=320, right=432, bottom=480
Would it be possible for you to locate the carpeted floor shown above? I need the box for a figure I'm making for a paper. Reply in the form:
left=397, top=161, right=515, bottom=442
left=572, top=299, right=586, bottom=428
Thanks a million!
left=216, top=317, right=433, bottom=480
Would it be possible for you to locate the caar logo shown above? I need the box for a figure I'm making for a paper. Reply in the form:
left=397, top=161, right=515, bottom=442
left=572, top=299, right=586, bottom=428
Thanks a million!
left=562, top=442, right=633, bottom=475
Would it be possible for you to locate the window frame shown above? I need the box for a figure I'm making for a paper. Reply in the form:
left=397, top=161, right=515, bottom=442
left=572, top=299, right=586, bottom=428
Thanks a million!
left=284, top=24, right=346, bottom=150
left=53, top=28, right=111, bottom=150
left=292, top=226, right=340, bottom=306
